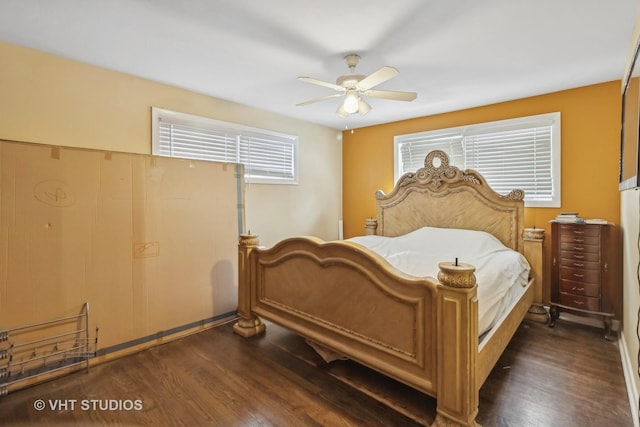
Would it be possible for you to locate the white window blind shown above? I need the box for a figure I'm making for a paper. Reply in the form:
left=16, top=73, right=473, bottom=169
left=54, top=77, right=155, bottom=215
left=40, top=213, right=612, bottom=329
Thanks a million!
left=394, top=112, right=560, bottom=207
left=152, top=108, right=298, bottom=184
left=398, top=130, right=464, bottom=173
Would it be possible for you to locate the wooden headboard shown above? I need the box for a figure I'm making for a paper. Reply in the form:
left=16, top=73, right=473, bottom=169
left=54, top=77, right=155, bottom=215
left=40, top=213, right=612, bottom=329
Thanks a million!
left=375, top=150, right=525, bottom=253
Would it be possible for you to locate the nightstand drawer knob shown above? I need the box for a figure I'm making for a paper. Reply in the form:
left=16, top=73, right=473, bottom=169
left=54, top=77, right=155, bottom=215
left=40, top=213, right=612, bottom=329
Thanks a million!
left=573, top=246, right=584, bottom=251
left=573, top=263, right=585, bottom=267
left=573, top=300, right=585, bottom=306
left=573, top=230, right=585, bottom=234
left=573, top=273, right=584, bottom=278
left=573, top=255, right=585, bottom=259
left=573, top=238, right=584, bottom=242
left=571, top=286, right=585, bottom=292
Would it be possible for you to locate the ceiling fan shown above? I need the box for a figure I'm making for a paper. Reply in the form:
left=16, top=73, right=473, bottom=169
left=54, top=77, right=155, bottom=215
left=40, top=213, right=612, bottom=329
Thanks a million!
left=296, top=54, right=417, bottom=118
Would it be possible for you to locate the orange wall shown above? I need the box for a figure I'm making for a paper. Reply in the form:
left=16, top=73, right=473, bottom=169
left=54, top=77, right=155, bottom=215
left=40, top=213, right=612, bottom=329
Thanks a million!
left=343, top=82, right=622, bottom=297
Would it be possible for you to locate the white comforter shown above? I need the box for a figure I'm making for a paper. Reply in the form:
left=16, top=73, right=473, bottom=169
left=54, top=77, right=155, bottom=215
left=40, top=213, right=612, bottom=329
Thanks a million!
left=348, top=227, right=530, bottom=336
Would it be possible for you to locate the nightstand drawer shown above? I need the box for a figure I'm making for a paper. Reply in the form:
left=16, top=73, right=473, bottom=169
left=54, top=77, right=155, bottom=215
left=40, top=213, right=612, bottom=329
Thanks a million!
left=559, top=235, right=600, bottom=246
left=559, top=251, right=600, bottom=263
left=559, top=280, right=600, bottom=298
left=559, top=258, right=600, bottom=270
left=558, top=224, right=601, bottom=237
left=559, top=266, right=600, bottom=284
left=558, top=293, right=600, bottom=311
left=559, top=242, right=600, bottom=254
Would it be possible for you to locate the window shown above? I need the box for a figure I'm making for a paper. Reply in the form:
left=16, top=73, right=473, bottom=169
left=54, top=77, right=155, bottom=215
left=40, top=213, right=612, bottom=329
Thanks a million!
left=394, top=112, right=561, bottom=207
left=151, top=108, right=298, bottom=184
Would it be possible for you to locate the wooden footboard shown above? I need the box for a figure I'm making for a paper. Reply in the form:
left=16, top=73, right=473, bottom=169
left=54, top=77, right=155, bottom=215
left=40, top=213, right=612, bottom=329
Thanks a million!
left=234, top=234, right=482, bottom=427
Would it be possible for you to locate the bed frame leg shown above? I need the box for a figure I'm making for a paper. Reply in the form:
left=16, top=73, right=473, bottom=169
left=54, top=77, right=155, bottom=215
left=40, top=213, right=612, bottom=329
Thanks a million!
left=233, top=317, right=265, bottom=338
left=434, top=262, right=481, bottom=427
left=233, top=234, right=266, bottom=338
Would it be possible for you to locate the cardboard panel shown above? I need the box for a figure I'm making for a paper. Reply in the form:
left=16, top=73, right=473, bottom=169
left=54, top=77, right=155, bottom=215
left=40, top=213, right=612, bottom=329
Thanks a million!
left=0, top=140, right=242, bottom=350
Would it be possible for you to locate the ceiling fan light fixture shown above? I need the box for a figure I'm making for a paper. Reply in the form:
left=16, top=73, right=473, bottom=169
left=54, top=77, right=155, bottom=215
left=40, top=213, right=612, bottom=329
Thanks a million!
left=336, top=103, right=349, bottom=118
left=343, top=91, right=360, bottom=114
left=358, top=98, right=371, bottom=116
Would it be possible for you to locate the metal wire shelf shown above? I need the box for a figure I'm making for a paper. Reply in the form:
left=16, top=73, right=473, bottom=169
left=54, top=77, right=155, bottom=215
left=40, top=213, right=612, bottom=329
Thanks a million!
left=0, top=302, right=98, bottom=397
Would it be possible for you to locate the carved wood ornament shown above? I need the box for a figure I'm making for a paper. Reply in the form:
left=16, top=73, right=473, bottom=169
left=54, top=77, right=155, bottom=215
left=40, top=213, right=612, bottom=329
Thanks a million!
left=374, top=150, right=526, bottom=253
left=391, top=150, right=525, bottom=201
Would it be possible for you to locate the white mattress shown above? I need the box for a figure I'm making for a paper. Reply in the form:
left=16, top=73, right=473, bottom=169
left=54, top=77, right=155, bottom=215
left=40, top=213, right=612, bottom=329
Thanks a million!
left=348, top=227, right=531, bottom=336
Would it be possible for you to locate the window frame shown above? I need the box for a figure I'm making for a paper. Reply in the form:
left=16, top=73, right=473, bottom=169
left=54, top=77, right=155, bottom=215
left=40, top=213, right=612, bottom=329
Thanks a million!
left=151, top=107, right=299, bottom=185
left=394, top=112, right=561, bottom=208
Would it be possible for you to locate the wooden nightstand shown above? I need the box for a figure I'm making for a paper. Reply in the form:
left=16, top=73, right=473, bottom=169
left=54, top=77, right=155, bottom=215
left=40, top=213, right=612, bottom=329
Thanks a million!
left=549, top=221, right=622, bottom=339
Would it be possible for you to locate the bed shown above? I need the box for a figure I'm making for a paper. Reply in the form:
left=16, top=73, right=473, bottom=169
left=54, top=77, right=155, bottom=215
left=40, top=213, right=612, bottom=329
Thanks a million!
left=233, top=150, right=544, bottom=427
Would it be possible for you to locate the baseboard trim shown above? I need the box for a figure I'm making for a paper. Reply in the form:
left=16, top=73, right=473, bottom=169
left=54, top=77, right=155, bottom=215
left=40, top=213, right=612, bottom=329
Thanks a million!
left=619, top=332, right=639, bottom=427
left=90, top=311, right=238, bottom=366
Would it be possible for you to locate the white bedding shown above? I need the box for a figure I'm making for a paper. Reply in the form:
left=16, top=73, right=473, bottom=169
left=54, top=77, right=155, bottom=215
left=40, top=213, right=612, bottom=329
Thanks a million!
left=348, top=227, right=530, bottom=336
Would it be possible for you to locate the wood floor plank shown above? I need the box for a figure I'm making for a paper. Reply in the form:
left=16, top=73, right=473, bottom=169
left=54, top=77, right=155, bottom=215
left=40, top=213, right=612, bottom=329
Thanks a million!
left=0, top=318, right=633, bottom=426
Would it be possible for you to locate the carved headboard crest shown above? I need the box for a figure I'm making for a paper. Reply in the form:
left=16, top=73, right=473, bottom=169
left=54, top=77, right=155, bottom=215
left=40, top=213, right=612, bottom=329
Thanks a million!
left=373, top=150, right=525, bottom=251
left=391, top=150, right=524, bottom=201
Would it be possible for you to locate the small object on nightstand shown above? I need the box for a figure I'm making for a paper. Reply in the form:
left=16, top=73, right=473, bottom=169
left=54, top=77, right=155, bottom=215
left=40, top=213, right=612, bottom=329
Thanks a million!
left=554, top=212, right=581, bottom=222
left=584, top=218, right=608, bottom=225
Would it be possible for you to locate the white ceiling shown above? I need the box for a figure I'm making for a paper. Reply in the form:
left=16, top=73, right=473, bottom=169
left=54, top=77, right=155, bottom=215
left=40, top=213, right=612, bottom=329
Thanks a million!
left=1, top=0, right=638, bottom=130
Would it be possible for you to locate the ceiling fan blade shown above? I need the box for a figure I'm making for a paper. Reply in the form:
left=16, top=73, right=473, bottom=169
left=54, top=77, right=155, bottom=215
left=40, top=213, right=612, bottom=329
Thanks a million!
left=364, top=89, right=417, bottom=102
left=296, top=93, right=344, bottom=106
left=298, top=76, right=345, bottom=92
left=357, top=66, right=398, bottom=90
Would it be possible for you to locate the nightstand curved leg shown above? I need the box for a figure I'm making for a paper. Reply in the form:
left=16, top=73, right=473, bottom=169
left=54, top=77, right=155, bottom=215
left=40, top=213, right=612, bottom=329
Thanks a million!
left=548, top=305, right=559, bottom=328
left=604, top=317, right=614, bottom=341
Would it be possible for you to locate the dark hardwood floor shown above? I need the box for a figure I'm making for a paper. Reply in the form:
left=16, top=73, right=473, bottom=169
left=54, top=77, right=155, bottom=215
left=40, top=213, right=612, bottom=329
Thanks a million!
left=0, top=318, right=633, bottom=426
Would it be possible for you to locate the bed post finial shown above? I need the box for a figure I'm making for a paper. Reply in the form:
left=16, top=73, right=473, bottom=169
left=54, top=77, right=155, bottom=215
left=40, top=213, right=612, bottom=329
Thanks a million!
left=364, top=218, right=378, bottom=235
left=233, top=234, right=266, bottom=338
left=437, top=261, right=476, bottom=288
